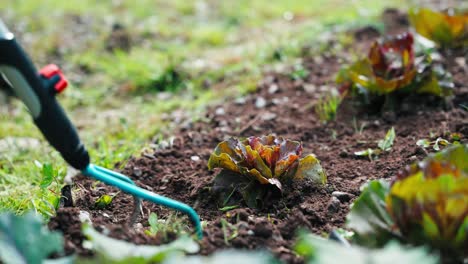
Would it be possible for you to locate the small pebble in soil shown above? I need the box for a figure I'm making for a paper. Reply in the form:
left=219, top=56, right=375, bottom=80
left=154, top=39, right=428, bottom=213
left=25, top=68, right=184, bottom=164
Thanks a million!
left=219, top=120, right=228, bottom=127
left=328, top=196, right=341, bottom=214
left=133, top=168, right=142, bottom=177
left=253, top=125, right=262, bottom=131
left=261, top=112, right=277, bottom=121
left=237, top=221, right=250, bottom=231
left=79, top=211, right=92, bottom=224
left=235, top=97, right=246, bottom=105
left=261, top=75, right=275, bottom=85
left=191, top=155, right=201, bottom=162
left=268, top=84, right=279, bottom=94
left=314, top=56, right=324, bottom=64
left=134, top=223, right=143, bottom=231
left=319, top=85, right=330, bottom=92
left=272, top=231, right=283, bottom=242
left=156, top=140, right=172, bottom=149
left=455, top=57, right=466, bottom=68
left=215, top=107, right=225, bottom=115
left=303, top=84, right=316, bottom=94
left=218, top=126, right=230, bottom=132
left=255, top=97, right=267, bottom=108
left=332, top=191, right=353, bottom=202
left=271, top=96, right=289, bottom=105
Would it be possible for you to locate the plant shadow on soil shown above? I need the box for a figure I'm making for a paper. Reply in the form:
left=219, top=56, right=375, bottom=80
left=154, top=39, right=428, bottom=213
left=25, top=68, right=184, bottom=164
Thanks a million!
left=49, top=13, right=468, bottom=264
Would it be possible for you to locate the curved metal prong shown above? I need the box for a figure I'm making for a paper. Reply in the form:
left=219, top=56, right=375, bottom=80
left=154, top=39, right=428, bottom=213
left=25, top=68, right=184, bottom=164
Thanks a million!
left=82, top=164, right=202, bottom=239
left=93, top=165, right=142, bottom=225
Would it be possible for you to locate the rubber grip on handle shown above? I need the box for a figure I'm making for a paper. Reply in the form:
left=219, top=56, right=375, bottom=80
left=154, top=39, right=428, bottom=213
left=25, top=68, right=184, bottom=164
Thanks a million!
left=0, top=26, right=89, bottom=170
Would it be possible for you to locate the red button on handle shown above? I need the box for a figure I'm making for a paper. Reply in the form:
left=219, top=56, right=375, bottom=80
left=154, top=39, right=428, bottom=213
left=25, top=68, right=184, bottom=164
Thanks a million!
left=39, top=64, right=68, bottom=93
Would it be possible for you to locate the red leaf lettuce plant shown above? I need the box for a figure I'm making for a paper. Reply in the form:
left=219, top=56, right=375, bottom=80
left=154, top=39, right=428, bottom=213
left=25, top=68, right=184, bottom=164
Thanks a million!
left=409, top=8, right=468, bottom=47
left=336, top=32, right=453, bottom=111
left=347, top=144, right=468, bottom=262
left=208, top=135, right=326, bottom=208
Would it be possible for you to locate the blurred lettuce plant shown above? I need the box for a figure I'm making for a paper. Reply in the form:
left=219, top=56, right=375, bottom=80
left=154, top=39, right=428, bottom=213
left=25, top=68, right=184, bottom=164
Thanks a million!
left=337, top=32, right=453, bottom=105
left=0, top=212, right=63, bottom=264
left=295, top=231, right=438, bottom=264
left=409, top=8, right=468, bottom=47
left=347, top=144, right=468, bottom=261
left=208, top=135, right=326, bottom=208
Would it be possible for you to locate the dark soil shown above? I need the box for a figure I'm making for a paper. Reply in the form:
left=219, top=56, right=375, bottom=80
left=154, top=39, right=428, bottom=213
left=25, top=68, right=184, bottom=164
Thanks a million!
left=48, top=207, right=90, bottom=256
left=49, top=12, right=468, bottom=264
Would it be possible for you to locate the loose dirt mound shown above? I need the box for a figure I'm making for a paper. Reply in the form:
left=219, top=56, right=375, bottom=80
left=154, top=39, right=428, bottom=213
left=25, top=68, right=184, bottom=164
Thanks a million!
left=50, top=23, right=468, bottom=263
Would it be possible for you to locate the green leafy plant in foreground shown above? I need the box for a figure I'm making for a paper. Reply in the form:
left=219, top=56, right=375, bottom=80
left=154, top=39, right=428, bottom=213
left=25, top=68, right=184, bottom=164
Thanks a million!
left=295, top=232, right=438, bottom=264
left=163, top=249, right=277, bottom=264
left=0, top=212, right=63, bottom=264
left=208, top=135, right=326, bottom=208
left=336, top=32, right=453, bottom=110
left=347, top=144, right=468, bottom=261
left=354, top=127, right=395, bottom=160
left=82, top=224, right=198, bottom=263
left=409, top=8, right=468, bottom=47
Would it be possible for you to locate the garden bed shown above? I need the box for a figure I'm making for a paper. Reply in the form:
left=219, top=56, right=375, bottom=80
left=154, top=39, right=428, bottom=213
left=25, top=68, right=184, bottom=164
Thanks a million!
left=49, top=16, right=468, bottom=264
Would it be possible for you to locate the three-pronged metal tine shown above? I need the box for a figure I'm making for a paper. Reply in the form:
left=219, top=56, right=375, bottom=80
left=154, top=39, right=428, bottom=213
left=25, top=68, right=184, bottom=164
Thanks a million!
left=82, top=164, right=202, bottom=239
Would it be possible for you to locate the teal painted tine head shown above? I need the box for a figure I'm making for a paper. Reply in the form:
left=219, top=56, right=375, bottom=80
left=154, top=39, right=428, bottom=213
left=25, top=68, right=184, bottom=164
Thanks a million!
left=82, top=164, right=203, bottom=239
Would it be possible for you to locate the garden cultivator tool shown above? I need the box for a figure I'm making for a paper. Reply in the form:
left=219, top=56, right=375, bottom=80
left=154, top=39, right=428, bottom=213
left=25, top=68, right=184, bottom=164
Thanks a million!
left=0, top=19, right=202, bottom=238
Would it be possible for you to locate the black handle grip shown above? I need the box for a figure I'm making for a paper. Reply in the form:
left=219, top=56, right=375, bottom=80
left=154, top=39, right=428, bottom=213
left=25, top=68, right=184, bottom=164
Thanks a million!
left=0, top=21, right=90, bottom=170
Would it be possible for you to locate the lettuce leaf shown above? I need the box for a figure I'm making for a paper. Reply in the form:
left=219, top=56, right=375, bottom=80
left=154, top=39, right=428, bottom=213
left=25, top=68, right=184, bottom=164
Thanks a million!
left=0, top=212, right=63, bottom=264
left=409, top=8, right=468, bottom=47
left=208, top=135, right=326, bottom=208
left=347, top=144, right=468, bottom=261
left=337, top=32, right=453, bottom=99
left=295, top=232, right=438, bottom=264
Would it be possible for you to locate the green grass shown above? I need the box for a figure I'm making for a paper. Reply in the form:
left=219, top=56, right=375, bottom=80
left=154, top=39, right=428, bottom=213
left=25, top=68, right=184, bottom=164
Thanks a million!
left=315, top=90, right=342, bottom=123
left=0, top=0, right=406, bottom=216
